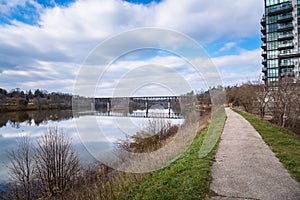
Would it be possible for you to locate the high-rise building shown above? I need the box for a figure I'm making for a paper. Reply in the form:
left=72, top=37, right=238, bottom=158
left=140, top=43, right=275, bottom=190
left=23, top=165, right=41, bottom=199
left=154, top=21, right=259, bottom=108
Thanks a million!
left=261, top=0, right=300, bottom=88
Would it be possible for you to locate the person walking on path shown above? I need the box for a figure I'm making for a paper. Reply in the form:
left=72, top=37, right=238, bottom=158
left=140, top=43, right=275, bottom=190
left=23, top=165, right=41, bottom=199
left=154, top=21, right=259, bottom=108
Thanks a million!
left=209, top=108, right=300, bottom=200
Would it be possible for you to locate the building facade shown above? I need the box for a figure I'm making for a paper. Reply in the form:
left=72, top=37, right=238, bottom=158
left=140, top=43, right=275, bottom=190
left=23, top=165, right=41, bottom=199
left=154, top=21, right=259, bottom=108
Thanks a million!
left=261, top=0, right=300, bottom=87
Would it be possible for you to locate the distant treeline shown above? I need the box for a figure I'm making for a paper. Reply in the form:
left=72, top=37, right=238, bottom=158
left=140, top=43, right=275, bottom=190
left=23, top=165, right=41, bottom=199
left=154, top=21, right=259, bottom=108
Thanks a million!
left=0, top=88, right=72, bottom=112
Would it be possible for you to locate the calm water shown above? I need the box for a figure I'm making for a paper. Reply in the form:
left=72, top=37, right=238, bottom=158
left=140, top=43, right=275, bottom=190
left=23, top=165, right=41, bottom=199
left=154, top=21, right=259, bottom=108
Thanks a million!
left=0, top=109, right=183, bottom=183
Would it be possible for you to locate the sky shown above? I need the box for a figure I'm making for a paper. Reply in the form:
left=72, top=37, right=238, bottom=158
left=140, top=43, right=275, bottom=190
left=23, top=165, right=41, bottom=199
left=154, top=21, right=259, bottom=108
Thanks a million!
left=0, top=0, right=264, bottom=97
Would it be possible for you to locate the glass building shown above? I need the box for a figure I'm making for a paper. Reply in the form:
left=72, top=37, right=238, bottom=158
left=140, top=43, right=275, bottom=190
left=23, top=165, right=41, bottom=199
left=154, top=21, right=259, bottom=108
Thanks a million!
left=261, top=0, right=300, bottom=87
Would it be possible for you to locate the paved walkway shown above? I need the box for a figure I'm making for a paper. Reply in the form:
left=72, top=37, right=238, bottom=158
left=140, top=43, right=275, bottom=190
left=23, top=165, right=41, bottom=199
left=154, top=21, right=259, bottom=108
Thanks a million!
left=209, top=108, right=300, bottom=200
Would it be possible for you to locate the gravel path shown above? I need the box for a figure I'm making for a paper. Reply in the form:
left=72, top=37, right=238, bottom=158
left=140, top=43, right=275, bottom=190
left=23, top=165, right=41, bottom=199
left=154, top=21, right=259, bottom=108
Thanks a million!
left=209, top=108, right=300, bottom=200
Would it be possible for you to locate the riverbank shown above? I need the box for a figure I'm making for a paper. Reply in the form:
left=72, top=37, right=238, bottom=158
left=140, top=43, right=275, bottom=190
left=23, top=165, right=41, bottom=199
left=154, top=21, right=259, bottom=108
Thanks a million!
left=0, top=104, right=71, bottom=112
left=116, top=108, right=300, bottom=199
left=116, top=108, right=226, bottom=199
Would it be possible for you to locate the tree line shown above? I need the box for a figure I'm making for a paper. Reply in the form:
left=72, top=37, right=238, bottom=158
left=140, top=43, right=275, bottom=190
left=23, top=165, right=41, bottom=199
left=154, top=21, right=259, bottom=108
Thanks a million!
left=1, top=81, right=298, bottom=133
left=226, top=78, right=300, bottom=134
left=0, top=88, right=72, bottom=111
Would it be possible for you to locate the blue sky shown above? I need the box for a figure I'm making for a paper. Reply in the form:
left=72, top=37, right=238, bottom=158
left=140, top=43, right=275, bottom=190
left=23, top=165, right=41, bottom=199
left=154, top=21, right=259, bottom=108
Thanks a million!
left=0, top=0, right=264, bottom=96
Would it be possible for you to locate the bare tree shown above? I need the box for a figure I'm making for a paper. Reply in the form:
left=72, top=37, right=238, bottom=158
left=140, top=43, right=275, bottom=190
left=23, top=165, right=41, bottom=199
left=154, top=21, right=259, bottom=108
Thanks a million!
left=34, top=126, right=80, bottom=197
left=289, top=84, right=300, bottom=131
left=119, top=119, right=179, bottom=153
left=254, top=80, right=271, bottom=119
left=271, top=77, right=298, bottom=127
left=6, top=136, right=34, bottom=200
left=226, top=82, right=259, bottom=113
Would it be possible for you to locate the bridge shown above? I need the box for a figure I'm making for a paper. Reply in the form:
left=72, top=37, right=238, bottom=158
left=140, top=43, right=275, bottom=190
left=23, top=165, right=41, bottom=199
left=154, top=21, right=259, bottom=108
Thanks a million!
left=73, top=95, right=204, bottom=119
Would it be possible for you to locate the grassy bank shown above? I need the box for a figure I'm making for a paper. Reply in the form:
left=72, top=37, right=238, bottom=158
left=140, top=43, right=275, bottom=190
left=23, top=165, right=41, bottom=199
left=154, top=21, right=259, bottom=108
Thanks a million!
left=234, top=109, right=300, bottom=182
left=116, top=108, right=226, bottom=200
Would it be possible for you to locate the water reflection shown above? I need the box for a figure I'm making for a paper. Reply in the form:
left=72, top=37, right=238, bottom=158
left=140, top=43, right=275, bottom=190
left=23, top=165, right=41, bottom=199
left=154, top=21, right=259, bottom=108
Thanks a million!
left=0, top=109, right=183, bottom=183
left=0, top=110, right=74, bottom=129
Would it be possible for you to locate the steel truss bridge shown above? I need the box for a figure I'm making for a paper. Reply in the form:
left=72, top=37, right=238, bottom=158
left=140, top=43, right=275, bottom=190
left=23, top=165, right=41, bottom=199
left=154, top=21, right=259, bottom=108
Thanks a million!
left=73, top=95, right=203, bottom=119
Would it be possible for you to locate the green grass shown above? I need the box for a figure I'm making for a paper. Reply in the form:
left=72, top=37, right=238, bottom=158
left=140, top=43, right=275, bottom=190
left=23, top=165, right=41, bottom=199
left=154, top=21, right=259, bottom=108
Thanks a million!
left=199, top=108, right=227, bottom=158
left=116, top=108, right=226, bottom=200
left=234, top=109, right=300, bottom=182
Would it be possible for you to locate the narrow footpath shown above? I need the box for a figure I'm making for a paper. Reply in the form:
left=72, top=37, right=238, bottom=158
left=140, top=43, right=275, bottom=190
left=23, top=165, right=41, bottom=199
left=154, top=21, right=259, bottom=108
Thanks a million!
left=209, top=108, right=300, bottom=200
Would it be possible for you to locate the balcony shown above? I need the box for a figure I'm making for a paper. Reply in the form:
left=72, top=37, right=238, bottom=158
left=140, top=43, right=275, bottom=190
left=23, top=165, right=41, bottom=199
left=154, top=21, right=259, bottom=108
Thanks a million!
left=280, top=71, right=294, bottom=77
left=261, top=35, right=266, bottom=42
left=261, top=43, right=267, bottom=50
left=261, top=27, right=266, bottom=34
left=262, top=75, right=266, bottom=80
left=279, top=51, right=300, bottom=58
left=280, top=62, right=294, bottom=68
left=279, top=51, right=292, bottom=57
left=278, top=42, right=294, bottom=50
left=262, top=59, right=267, bottom=65
left=268, top=2, right=293, bottom=15
left=277, top=13, right=293, bottom=22
left=262, top=51, right=267, bottom=58
left=262, top=67, right=267, bottom=72
left=278, top=33, right=293, bottom=40
left=278, top=23, right=294, bottom=31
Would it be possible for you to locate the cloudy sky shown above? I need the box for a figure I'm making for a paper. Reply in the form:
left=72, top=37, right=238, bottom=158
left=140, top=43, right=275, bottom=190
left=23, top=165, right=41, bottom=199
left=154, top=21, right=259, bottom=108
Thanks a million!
left=0, top=0, right=264, bottom=96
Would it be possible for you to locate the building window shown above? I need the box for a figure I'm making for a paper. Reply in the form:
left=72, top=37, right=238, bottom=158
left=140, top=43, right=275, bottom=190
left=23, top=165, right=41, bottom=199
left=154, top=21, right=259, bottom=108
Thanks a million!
left=267, top=41, right=279, bottom=50
left=280, top=49, right=292, bottom=55
left=281, top=58, right=294, bottom=65
left=268, top=50, right=279, bottom=59
left=266, top=0, right=290, bottom=7
left=268, top=68, right=279, bottom=77
left=267, top=32, right=278, bottom=41
left=279, top=39, right=293, bottom=45
left=267, top=24, right=278, bottom=32
left=267, top=16, right=278, bottom=24
left=267, top=59, right=279, bottom=68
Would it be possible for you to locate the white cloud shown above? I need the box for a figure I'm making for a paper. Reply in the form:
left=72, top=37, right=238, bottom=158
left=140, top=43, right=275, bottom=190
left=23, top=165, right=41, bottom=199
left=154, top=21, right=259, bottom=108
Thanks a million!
left=95, top=56, right=194, bottom=97
left=0, top=0, right=263, bottom=93
left=0, top=60, right=79, bottom=92
left=212, top=49, right=262, bottom=85
left=219, top=42, right=237, bottom=52
left=153, top=0, right=263, bottom=43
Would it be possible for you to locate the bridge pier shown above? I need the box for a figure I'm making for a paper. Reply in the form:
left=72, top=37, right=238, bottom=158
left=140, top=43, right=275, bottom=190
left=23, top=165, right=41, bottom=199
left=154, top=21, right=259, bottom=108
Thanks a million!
left=145, top=98, right=149, bottom=117
left=91, top=102, right=95, bottom=112
left=107, top=99, right=111, bottom=116
left=168, top=97, right=171, bottom=118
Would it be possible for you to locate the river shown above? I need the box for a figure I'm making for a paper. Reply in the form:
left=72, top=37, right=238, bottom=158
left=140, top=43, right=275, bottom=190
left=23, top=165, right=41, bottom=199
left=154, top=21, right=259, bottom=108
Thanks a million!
left=0, top=109, right=183, bottom=184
